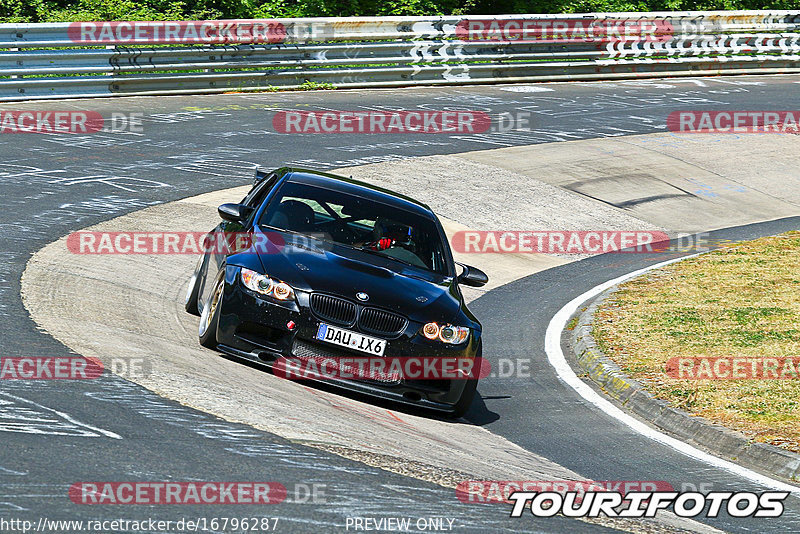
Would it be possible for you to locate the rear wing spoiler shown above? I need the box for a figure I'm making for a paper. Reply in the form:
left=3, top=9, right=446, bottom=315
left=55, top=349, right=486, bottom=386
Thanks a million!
left=253, top=166, right=270, bottom=185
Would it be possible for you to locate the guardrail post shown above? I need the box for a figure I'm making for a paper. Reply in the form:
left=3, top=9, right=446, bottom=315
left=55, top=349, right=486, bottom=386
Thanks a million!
left=9, top=47, right=18, bottom=78
left=106, top=44, right=115, bottom=76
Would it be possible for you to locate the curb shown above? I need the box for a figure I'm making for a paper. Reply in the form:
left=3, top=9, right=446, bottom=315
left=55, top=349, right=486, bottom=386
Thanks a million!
left=571, top=287, right=800, bottom=483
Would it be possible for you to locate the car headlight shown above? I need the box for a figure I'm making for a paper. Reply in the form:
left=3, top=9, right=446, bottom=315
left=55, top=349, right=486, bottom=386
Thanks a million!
left=421, top=322, right=470, bottom=344
left=240, top=268, right=295, bottom=301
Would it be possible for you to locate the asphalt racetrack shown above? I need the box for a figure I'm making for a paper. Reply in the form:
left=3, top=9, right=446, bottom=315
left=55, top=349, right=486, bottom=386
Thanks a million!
left=3, top=75, right=800, bottom=533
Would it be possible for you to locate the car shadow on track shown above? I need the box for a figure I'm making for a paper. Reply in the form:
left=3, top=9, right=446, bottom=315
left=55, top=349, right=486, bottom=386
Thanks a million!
left=464, top=394, right=503, bottom=425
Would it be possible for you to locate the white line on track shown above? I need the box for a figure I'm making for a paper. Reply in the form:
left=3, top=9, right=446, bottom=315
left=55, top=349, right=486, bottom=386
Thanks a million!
left=0, top=391, right=122, bottom=440
left=544, top=255, right=800, bottom=495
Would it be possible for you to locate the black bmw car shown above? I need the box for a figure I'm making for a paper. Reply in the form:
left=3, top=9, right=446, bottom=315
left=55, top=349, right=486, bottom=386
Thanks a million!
left=184, top=167, right=488, bottom=417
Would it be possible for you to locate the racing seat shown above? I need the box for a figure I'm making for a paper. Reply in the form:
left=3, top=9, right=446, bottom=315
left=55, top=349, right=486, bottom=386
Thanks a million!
left=267, top=200, right=315, bottom=232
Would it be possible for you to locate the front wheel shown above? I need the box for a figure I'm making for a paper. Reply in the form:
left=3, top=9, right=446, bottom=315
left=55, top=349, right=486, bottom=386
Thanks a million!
left=447, top=378, right=477, bottom=419
left=198, top=277, right=224, bottom=349
left=184, top=255, right=207, bottom=316
left=184, top=272, right=201, bottom=316
left=446, top=341, right=481, bottom=419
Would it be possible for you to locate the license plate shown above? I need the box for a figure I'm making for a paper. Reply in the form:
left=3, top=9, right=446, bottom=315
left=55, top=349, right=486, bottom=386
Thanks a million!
left=315, top=323, right=386, bottom=356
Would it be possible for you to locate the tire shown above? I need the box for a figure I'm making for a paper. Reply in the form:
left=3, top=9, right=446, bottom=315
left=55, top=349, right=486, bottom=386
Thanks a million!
left=184, top=255, right=207, bottom=316
left=447, top=341, right=481, bottom=419
left=184, top=272, right=201, bottom=316
left=447, top=377, right=477, bottom=419
left=198, top=277, right=224, bottom=349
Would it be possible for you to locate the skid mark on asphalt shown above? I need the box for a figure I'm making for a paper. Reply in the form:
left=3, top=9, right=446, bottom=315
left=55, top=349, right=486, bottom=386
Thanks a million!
left=46, top=175, right=170, bottom=193
left=84, top=378, right=373, bottom=475
left=0, top=391, right=121, bottom=439
left=0, top=466, right=27, bottom=476
left=0, top=467, right=32, bottom=512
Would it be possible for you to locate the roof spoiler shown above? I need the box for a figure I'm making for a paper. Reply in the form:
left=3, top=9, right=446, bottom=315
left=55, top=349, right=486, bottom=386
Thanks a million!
left=253, top=166, right=270, bottom=185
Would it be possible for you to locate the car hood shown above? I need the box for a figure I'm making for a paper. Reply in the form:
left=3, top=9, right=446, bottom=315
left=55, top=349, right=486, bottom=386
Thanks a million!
left=252, top=231, right=461, bottom=321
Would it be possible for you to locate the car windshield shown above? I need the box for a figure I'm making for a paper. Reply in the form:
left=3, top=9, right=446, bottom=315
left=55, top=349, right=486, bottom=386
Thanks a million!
left=259, top=180, right=449, bottom=275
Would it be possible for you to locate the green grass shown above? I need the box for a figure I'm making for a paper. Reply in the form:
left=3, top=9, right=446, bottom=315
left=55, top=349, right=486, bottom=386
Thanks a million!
left=594, top=231, right=800, bottom=453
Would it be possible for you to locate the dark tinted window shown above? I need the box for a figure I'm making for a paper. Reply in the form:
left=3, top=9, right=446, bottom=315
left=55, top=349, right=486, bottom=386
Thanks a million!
left=260, top=181, right=448, bottom=275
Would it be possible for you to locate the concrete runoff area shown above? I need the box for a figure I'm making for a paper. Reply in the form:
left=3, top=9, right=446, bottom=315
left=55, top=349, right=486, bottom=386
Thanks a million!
left=459, top=133, right=800, bottom=232
left=19, top=189, right=587, bottom=485
left=21, top=131, right=799, bottom=532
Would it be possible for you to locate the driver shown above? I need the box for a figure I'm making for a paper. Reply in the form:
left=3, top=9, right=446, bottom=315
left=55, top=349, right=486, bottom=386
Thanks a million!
left=366, top=218, right=427, bottom=268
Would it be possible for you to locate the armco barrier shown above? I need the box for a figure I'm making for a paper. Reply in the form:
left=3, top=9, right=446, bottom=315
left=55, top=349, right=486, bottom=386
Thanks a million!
left=1, top=11, right=799, bottom=101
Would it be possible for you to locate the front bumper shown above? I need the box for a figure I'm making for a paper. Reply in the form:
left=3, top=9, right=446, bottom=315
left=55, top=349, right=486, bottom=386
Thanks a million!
left=214, top=269, right=479, bottom=413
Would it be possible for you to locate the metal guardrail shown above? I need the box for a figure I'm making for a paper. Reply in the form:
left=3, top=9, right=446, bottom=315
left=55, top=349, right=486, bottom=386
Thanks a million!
left=1, top=11, right=800, bottom=101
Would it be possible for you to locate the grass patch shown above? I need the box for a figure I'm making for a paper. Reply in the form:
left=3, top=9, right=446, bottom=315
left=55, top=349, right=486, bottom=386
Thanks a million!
left=593, top=231, right=800, bottom=453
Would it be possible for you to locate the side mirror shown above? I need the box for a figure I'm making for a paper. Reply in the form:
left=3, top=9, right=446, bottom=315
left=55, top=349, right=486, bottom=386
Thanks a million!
left=218, top=203, right=253, bottom=223
left=456, top=263, right=488, bottom=288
